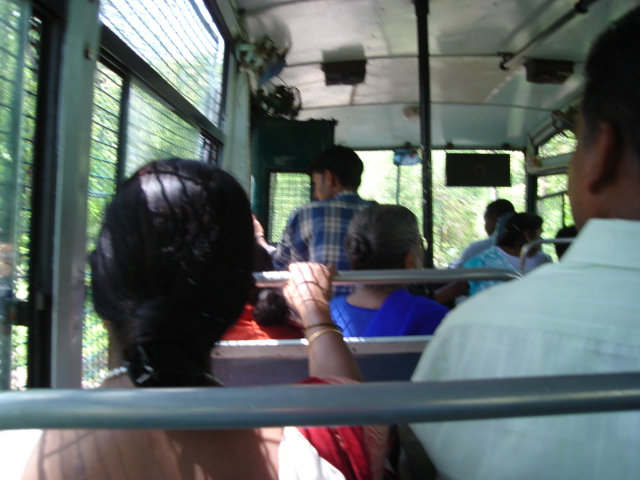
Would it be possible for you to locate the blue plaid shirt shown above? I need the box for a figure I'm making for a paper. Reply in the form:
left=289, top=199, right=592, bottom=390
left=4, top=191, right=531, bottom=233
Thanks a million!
left=273, top=192, right=371, bottom=295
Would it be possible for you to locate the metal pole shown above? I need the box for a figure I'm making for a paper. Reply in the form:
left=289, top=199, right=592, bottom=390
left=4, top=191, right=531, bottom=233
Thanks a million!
left=415, top=0, right=433, bottom=268
left=1, top=372, right=640, bottom=430
left=254, top=268, right=521, bottom=288
left=519, top=238, right=573, bottom=272
left=396, top=163, right=400, bottom=204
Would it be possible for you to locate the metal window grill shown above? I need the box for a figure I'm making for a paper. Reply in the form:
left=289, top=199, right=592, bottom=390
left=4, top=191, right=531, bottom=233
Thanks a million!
left=99, top=0, right=225, bottom=126
left=10, top=15, right=40, bottom=391
left=0, top=7, right=41, bottom=390
left=125, top=81, right=202, bottom=177
left=268, top=172, right=310, bottom=244
left=82, top=62, right=123, bottom=388
left=200, top=135, right=220, bottom=166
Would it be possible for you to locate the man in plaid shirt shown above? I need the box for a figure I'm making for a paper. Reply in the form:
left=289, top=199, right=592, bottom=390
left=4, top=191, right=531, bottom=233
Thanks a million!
left=267, top=146, right=371, bottom=296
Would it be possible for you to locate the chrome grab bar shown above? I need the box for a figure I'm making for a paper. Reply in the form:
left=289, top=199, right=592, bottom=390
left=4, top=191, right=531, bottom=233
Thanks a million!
left=1, top=372, right=639, bottom=430
left=519, top=238, right=574, bottom=272
left=254, top=268, right=522, bottom=288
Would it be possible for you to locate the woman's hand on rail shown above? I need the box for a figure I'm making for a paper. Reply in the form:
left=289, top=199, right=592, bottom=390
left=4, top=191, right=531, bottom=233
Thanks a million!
left=283, top=262, right=333, bottom=327
left=284, top=262, right=363, bottom=382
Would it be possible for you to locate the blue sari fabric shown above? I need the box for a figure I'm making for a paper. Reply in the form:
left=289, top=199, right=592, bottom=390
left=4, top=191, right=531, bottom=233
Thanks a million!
left=463, top=245, right=516, bottom=296
left=330, top=289, right=449, bottom=337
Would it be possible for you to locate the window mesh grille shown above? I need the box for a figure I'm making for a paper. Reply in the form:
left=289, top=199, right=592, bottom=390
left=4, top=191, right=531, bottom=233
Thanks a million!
left=125, top=81, right=202, bottom=176
left=100, top=0, right=225, bottom=126
left=0, top=9, right=41, bottom=390
left=268, top=172, right=310, bottom=244
left=82, top=62, right=123, bottom=388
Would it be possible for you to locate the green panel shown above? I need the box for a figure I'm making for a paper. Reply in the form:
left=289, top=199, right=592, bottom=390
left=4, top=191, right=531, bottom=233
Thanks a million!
left=251, top=118, right=335, bottom=233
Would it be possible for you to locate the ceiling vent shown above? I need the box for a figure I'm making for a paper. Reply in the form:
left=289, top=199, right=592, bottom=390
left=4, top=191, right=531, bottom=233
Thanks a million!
left=524, top=59, right=574, bottom=84
left=322, top=60, right=367, bottom=86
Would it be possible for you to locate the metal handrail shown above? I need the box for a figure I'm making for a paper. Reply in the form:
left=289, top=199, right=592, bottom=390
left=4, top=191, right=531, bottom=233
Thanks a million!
left=519, top=238, right=574, bottom=272
left=1, top=372, right=639, bottom=430
left=254, top=268, right=522, bottom=288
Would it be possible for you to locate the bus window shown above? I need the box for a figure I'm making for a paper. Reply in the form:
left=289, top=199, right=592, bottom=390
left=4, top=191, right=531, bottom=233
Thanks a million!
left=0, top=4, right=40, bottom=391
left=268, top=172, right=309, bottom=245
left=535, top=131, right=577, bottom=260
left=83, top=62, right=123, bottom=388
left=432, top=150, right=526, bottom=268
left=99, top=0, right=226, bottom=127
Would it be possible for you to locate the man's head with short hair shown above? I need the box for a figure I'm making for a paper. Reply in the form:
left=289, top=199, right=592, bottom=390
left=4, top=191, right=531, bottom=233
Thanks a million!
left=581, top=7, right=640, bottom=161
left=308, top=146, right=364, bottom=200
left=554, top=225, right=578, bottom=259
left=483, top=199, right=515, bottom=236
left=568, top=7, right=640, bottom=229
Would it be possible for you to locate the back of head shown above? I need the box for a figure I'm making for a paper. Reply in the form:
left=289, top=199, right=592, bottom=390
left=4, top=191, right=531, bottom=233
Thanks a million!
left=90, top=159, right=254, bottom=387
left=582, top=7, right=640, bottom=159
left=344, top=204, right=420, bottom=270
left=250, top=243, right=293, bottom=326
left=308, top=145, right=364, bottom=188
left=497, top=212, right=543, bottom=248
left=486, top=199, right=515, bottom=218
left=555, top=225, right=578, bottom=258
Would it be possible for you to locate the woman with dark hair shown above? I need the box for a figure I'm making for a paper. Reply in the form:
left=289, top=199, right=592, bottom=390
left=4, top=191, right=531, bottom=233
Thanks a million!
left=22, top=159, right=387, bottom=480
left=330, top=204, right=449, bottom=336
left=435, top=212, right=552, bottom=303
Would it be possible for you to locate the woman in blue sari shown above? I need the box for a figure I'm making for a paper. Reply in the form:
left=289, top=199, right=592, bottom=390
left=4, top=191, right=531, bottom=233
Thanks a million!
left=330, top=205, right=449, bottom=337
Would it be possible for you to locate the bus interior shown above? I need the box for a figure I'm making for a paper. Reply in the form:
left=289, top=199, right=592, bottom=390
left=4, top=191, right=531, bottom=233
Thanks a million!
left=0, top=0, right=639, bottom=474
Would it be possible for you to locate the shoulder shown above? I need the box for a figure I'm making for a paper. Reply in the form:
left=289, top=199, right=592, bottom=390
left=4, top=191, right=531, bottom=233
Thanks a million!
left=407, top=291, right=450, bottom=313
left=464, top=245, right=500, bottom=267
left=533, top=251, right=553, bottom=263
left=330, top=192, right=371, bottom=207
left=465, top=238, right=492, bottom=254
left=24, top=428, right=280, bottom=480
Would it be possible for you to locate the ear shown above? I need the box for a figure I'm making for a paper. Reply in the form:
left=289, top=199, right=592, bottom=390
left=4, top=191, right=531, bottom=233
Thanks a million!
left=323, top=169, right=337, bottom=187
left=585, top=121, right=620, bottom=194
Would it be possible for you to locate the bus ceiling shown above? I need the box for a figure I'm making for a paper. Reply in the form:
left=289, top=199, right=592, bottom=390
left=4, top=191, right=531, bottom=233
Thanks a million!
left=233, top=0, right=639, bottom=151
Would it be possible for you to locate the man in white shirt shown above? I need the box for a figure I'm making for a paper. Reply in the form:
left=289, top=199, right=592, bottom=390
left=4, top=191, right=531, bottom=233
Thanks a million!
left=448, top=199, right=514, bottom=269
left=411, top=7, right=640, bottom=480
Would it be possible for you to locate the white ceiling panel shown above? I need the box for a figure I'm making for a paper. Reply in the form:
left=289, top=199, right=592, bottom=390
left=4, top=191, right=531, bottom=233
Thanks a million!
left=236, top=0, right=640, bottom=150
left=238, top=0, right=417, bottom=66
left=298, top=103, right=420, bottom=150
left=429, top=57, right=512, bottom=104
left=353, top=58, right=419, bottom=105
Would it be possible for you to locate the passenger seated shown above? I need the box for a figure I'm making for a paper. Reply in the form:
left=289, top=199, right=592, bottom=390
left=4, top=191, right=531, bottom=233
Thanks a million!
left=22, top=159, right=388, bottom=480
left=554, top=224, right=577, bottom=259
left=221, top=243, right=304, bottom=341
left=330, top=204, right=449, bottom=336
left=411, top=8, right=640, bottom=479
left=435, top=212, right=552, bottom=303
left=448, top=199, right=515, bottom=268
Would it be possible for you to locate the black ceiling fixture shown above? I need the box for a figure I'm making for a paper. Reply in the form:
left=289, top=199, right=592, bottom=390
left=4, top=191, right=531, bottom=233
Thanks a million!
left=321, top=60, right=367, bottom=86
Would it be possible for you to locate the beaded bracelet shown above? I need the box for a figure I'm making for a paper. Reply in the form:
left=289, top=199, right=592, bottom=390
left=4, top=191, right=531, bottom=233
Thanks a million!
left=303, top=322, right=342, bottom=332
left=306, top=327, right=343, bottom=345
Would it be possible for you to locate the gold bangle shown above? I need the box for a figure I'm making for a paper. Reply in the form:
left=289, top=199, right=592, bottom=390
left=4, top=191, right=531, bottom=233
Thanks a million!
left=306, top=327, right=343, bottom=345
left=303, top=322, right=342, bottom=332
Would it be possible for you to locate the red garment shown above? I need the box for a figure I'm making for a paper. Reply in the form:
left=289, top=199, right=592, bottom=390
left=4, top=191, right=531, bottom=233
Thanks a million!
left=221, top=305, right=304, bottom=341
left=296, top=377, right=390, bottom=480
